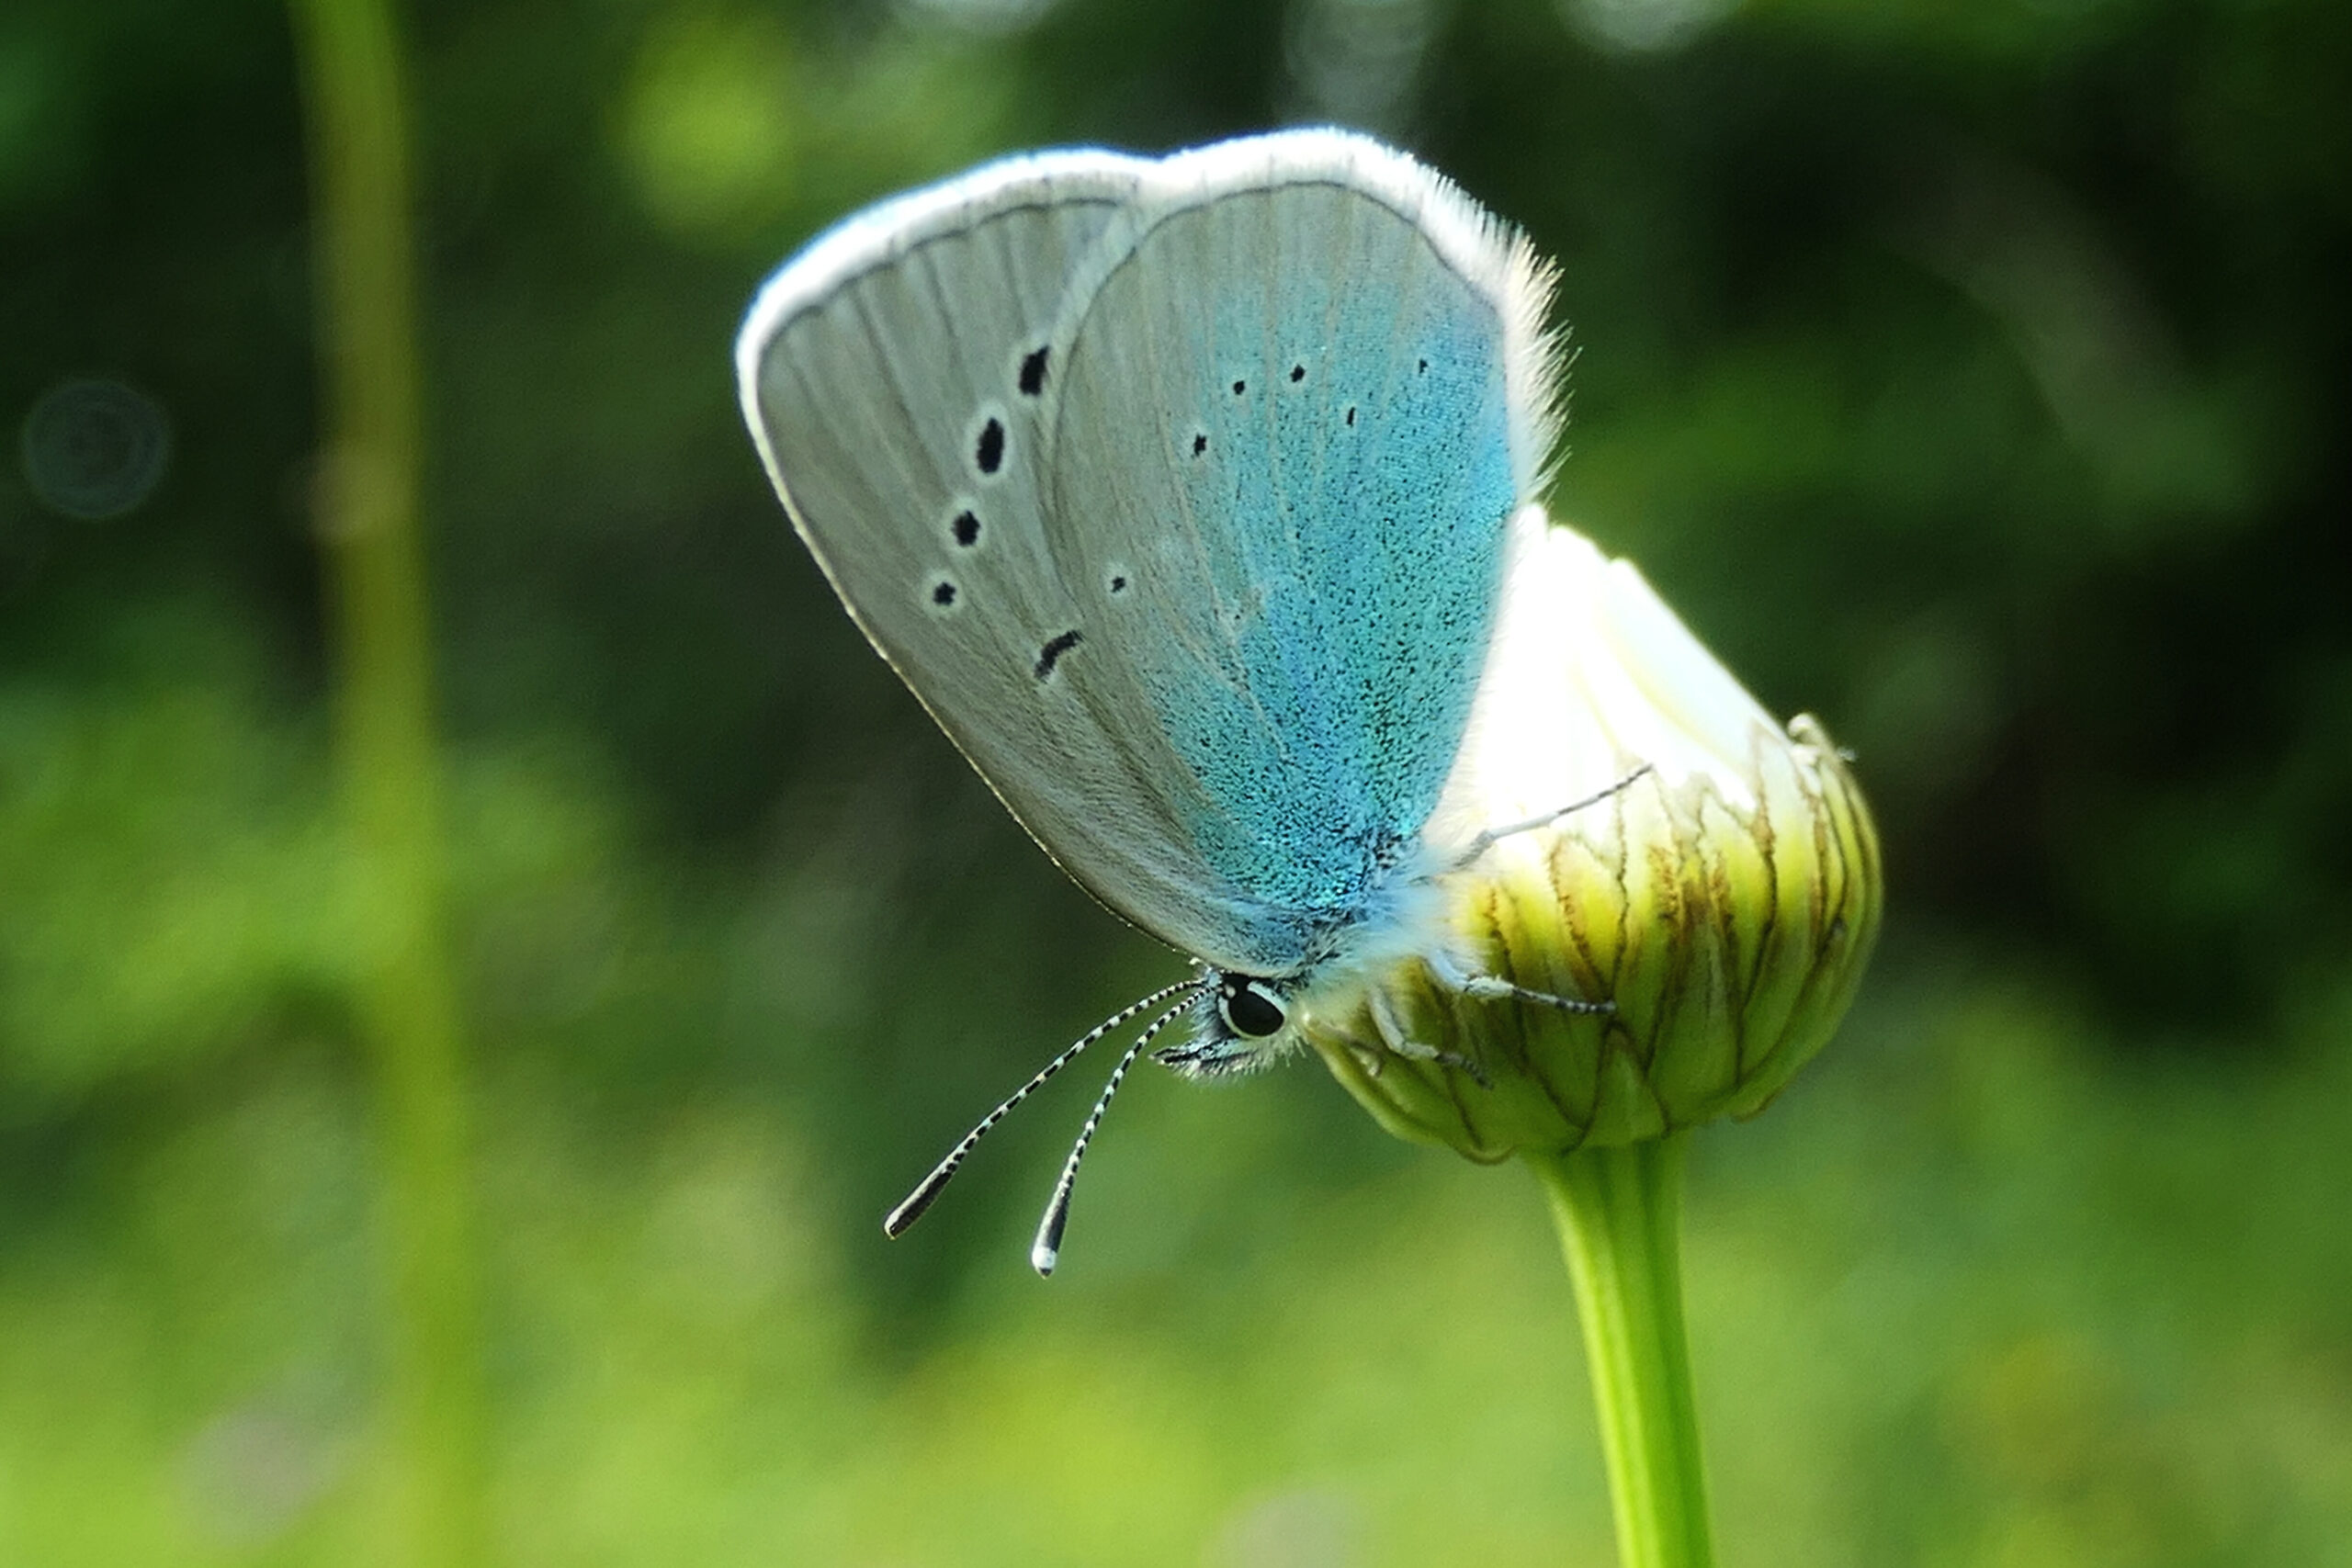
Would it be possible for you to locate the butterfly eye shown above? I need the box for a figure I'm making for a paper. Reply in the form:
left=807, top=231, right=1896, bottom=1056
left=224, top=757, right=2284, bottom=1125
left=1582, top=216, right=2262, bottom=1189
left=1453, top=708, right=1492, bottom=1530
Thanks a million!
left=1219, top=977, right=1287, bottom=1039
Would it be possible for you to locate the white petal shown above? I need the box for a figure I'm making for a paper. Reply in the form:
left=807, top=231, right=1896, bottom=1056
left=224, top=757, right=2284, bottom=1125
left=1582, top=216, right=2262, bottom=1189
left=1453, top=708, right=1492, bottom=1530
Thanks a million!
left=1437, top=506, right=1780, bottom=846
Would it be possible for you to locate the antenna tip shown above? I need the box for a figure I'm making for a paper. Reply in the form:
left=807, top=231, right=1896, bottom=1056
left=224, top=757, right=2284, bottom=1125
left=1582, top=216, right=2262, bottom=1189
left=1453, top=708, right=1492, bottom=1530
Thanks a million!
left=1032, top=1191, right=1072, bottom=1276
left=885, top=1167, right=955, bottom=1239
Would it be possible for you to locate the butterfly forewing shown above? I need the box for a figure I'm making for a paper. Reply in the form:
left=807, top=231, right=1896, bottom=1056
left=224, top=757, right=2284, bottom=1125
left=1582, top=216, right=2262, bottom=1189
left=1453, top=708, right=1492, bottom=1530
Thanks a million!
left=739, top=155, right=1211, bottom=933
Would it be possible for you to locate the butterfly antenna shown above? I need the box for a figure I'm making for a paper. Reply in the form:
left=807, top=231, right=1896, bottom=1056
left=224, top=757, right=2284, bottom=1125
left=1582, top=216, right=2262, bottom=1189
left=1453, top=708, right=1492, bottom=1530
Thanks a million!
left=1031, top=997, right=1193, bottom=1277
left=883, top=979, right=1207, bottom=1240
left=1448, top=762, right=1657, bottom=871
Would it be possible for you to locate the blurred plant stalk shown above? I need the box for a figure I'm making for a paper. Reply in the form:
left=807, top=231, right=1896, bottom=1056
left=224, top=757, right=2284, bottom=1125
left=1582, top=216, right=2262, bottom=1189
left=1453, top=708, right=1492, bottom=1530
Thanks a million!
left=1304, top=512, right=1883, bottom=1568
left=289, top=1, right=487, bottom=1563
left=1529, top=1138, right=1709, bottom=1568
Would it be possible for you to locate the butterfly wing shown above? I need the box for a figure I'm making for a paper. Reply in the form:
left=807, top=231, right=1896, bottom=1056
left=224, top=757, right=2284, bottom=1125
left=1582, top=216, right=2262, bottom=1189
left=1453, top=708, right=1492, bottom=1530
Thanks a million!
left=738, top=131, right=1558, bottom=976
left=1038, top=133, right=1560, bottom=972
left=737, top=150, right=1199, bottom=936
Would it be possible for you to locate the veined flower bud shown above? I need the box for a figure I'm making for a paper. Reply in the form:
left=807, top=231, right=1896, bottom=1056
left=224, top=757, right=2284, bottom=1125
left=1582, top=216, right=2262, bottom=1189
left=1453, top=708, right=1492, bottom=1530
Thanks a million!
left=1305, top=508, right=1883, bottom=1158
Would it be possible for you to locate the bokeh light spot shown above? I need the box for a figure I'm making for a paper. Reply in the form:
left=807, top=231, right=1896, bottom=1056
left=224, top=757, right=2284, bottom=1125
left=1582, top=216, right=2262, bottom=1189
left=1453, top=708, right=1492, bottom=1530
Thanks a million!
left=18, top=377, right=172, bottom=520
left=616, top=10, right=799, bottom=239
left=1560, top=0, right=1736, bottom=54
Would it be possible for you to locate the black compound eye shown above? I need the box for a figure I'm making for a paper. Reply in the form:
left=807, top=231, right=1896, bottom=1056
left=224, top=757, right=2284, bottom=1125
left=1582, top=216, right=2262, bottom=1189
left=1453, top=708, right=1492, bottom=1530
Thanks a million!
left=1220, top=978, right=1287, bottom=1039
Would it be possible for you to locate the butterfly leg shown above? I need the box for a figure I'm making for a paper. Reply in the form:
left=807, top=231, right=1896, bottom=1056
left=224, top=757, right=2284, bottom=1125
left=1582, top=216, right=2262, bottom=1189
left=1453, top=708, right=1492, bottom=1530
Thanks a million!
left=1367, top=988, right=1492, bottom=1089
left=1327, top=1021, right=1389, bottom=1078
left=1425, top=951, right=1613, bottom=1018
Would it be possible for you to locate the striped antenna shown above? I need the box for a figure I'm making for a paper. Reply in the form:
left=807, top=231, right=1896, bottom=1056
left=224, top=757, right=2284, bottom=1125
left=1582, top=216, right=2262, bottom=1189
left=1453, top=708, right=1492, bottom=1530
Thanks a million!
left=1030, top=996, right=1194, bottom=1277
left=1446, top=763, right=1656, bottom=871
left=884, top=978, right=1208, bottom=1240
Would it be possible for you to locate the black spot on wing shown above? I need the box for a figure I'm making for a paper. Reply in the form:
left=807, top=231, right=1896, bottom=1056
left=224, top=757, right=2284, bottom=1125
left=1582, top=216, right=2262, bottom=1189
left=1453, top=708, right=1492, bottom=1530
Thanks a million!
left=931, top=580, right=956, bottom=607
left=1192, top=433, right=1207, bottom=456
left=952, top=509, right=979, bottom=547
left=975, top=417, right=1005, bottom=474
left=1345, top=406, right=1355, bottom=426
left=1231, top=378, right=1246, bottom=395
left=1034, top=630, right=1081, bottom=680
left=1018, top=346, right=1049, bottom=396
left=1289, top=364, right=1305, bottom=382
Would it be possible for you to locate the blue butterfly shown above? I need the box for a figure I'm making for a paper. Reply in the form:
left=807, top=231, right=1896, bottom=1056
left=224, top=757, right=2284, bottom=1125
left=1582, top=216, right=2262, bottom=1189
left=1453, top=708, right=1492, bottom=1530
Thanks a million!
left=737, top=129, right=1624, bottom=1272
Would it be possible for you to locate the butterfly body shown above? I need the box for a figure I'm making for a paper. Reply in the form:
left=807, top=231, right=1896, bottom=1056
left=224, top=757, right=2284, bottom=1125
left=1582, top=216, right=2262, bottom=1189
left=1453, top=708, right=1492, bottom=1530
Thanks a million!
left=741, top=131, right=1584, bottom=1258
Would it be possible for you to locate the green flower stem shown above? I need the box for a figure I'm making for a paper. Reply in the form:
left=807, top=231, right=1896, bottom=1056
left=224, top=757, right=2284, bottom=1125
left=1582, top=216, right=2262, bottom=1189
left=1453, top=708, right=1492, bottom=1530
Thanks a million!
left=289, top=1, right=485, bottom=1563
left=1527, top=1136, right=1713, bottom=1568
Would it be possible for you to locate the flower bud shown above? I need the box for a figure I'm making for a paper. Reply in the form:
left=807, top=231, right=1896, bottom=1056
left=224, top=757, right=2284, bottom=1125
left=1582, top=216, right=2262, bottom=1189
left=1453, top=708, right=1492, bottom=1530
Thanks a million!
left=1302, top=510, right=1882, bottom=1158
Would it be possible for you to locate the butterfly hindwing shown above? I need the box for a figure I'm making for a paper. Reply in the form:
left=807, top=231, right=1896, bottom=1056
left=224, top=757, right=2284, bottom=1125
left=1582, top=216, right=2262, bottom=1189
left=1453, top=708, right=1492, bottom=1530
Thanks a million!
left=1043, top=140, right=1544, bottom=970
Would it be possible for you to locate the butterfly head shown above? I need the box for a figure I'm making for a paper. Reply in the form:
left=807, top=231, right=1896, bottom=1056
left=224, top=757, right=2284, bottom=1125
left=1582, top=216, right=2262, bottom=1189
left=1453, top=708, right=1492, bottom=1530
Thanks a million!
left=1148, top=971, right=1296, bottom=1078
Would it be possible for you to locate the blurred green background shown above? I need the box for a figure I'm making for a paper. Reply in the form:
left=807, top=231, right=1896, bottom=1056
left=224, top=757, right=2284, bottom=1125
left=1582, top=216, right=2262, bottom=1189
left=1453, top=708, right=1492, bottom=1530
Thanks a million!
left=5, top=0, right=2349, bottom=1562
